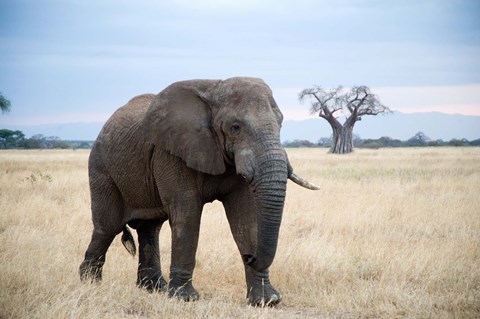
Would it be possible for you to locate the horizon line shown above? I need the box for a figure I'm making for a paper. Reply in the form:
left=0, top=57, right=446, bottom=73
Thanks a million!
left=1, top=109, right=480, bottom=127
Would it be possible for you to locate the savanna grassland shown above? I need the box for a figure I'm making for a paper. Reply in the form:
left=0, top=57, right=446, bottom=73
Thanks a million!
left=0, top=148, right=479, bottom=318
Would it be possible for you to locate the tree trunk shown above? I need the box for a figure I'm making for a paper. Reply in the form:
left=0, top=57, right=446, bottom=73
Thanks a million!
left=330, top=124, right=354, bottom=154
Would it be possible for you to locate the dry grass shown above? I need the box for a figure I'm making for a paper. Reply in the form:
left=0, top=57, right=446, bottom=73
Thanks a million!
left=1, top=148, right=479, bottom=318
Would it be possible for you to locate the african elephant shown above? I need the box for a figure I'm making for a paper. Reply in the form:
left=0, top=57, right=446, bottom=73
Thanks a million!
left=79, top=77, right=319, bottom=306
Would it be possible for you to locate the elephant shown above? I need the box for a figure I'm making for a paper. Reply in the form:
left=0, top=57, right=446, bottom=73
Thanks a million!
left=79, top=77, right=319, bottom=306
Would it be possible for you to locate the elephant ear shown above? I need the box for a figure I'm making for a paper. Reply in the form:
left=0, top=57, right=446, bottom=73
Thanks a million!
left=141, top=80, right=226, bottom=175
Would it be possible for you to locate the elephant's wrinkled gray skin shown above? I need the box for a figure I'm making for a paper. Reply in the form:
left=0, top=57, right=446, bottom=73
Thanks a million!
left=79, top=77, right=319, bottom=306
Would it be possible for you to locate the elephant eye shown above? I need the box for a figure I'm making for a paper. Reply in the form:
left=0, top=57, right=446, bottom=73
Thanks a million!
left=231, top=123, right=241, bottom=134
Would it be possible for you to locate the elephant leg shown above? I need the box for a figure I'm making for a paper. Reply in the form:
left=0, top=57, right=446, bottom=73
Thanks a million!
left=79, top=230, right=115, bottom=282
left=167, top=194, right=202, bottom=301
left=79, top=171, right=124, bottom=282
left=136, top=219, right=167, bottom=292
left=222, top=184, right=282, bottom=306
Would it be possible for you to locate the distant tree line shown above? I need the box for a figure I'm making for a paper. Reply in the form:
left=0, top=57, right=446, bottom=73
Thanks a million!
left=0, top=129, right=93, bottom=149
left=283, top=132, right=480, bottom=148
left=2, top=128, right=478, bottom=150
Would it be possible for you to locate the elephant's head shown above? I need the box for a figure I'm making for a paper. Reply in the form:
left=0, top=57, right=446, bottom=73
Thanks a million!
left=142, top=77, right=319, bottom=272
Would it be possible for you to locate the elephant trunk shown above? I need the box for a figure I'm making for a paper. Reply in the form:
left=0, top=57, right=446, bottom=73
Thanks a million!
left=242, top=143, right=288, bottom=273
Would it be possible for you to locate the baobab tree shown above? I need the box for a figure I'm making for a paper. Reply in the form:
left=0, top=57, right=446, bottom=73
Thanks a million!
left=299, top=85, right=390, bottom=154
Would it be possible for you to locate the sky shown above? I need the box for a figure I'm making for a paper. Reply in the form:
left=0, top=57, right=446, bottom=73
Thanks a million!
left=0, top=0, right=479, bottom=127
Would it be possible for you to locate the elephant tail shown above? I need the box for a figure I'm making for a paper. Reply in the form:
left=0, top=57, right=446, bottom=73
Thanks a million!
left=121, top=226, right=137, bottom=257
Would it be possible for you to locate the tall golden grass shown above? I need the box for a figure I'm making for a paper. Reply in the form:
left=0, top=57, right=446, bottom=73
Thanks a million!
left=0, top=148, right=479, bottom=318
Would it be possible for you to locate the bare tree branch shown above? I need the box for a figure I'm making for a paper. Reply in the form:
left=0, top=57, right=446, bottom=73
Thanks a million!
left=299, top=86, right=344, bottom=121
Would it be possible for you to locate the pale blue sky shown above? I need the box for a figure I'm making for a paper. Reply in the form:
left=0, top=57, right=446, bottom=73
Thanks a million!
left=1, top=0, right=479, bottom=126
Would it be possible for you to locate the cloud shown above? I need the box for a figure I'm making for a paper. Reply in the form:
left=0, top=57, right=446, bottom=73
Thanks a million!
left=374, top=84, right=480, bottom=115
left=169, top=0, right=267, bottom=11
left=1, top=0, right=479, bottom=128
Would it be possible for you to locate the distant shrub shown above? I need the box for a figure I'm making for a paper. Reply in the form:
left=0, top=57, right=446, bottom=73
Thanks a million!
left=283, top=139, right=318, bottom=148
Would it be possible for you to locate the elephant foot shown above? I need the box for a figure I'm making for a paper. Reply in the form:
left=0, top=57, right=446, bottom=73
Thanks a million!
left=79, top=259, right=104, bottom=283
left=246, top=268, right=282, bottom=307
left=247, top=284, right=282, bottom=307
left=137, top=273, right=167, bottom=292
left=168, top=280, right=200, bottom=302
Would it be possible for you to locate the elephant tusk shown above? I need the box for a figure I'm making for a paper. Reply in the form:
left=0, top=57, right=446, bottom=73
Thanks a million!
left=288, top=172, right=320, bottom=190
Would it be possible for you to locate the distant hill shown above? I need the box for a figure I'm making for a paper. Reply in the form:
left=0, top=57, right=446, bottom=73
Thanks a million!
left=281, top=112, right=480, bottom=142
left=1, top=112, right=479, bottom=142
